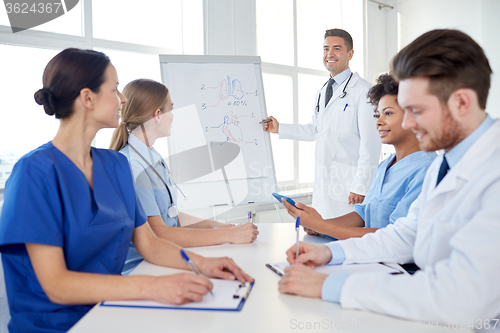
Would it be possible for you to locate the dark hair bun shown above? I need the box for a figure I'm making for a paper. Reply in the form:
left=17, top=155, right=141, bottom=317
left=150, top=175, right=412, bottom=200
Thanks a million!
left=34, top=88, right=56, bottom=116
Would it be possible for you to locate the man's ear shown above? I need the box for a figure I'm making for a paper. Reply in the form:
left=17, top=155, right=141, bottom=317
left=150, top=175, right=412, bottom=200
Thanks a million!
left=348, top=49, right=354, bottom=61
left=449, top=88, right=474, bottom=117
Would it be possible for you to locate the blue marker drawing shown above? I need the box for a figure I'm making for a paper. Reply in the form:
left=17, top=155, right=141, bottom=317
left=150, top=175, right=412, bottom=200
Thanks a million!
left=208, top=111, right=258, bottom=146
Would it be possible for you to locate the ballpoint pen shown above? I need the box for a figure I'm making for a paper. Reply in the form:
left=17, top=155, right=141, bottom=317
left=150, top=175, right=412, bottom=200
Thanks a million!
left=295, top=217, right=300, bottom=260
left=180, top=249, right=214, bottom=296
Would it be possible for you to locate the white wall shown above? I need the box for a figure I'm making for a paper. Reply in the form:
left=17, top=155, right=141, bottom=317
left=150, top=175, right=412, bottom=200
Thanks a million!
left=366, top=0, right=391, bottom=84
left=480, top=0, right=500, bottom=118
left=366, top=0, right=500, bottom=117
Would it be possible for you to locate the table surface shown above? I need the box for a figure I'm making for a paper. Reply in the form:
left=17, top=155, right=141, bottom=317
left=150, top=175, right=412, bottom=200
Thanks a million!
left=69, top=223, right=468, bottom=333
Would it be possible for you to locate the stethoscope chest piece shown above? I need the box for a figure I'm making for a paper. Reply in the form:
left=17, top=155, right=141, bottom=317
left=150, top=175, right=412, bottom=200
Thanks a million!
left=168, top=205, right=179, bottom=218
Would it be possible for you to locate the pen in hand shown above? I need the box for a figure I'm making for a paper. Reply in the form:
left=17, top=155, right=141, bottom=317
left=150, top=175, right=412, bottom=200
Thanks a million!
left=180, top=249, right=214, bottom=296
left=295, top=217, right=300, bottom=261
left=259, top=119, right=272, bottom=124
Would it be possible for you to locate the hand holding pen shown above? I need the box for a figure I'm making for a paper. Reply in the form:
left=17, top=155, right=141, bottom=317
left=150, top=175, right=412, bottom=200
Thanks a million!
left=285, top=241, right=332, bottom=267
left=180, top=249, right=255, bottom=283
left=180, top=249, right=214, bottom=296
left=261, top=116, right=279, bottom=133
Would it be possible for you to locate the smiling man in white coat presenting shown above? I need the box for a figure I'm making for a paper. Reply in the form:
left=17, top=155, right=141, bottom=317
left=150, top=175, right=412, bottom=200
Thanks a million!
left=264, top=29, right=381, bottom=219
left=279, top=29, right=500, bottom=328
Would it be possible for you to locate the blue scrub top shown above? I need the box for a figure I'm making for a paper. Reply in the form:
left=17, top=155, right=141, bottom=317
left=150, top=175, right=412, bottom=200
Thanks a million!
left=120, top=134, right=178, bottom=274
left=353, top=151, right=436, bottom=228
left=0, top=142, right=147, bottom=333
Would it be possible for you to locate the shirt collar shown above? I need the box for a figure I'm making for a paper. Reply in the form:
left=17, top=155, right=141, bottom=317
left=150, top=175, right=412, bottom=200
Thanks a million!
left=331, top=68, right=351, bottom=86
left=128, top=133, right=163, bottom=166
left=445, top=114, right=494, bottom=169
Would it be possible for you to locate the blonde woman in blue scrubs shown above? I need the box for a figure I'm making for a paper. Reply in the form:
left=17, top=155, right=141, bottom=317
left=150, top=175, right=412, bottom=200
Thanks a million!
left=110, top=79, right=259, bottom=273
left=283, top=74, right=436, bottom=239
left=0, top=49, right=253, bottom=333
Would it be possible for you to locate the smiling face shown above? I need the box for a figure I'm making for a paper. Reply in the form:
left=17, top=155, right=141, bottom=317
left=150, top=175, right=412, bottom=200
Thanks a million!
left=323, top=36, right=353, bottom=77
left=374, top=94, right=415, bottom=146
left=399, top=77, right=463, bottom=152
left=92, top=64, right=126, bottom=128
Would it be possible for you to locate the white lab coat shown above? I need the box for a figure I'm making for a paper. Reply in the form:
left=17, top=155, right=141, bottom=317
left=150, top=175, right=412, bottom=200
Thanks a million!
left=279, top=72, right=381, bottom=219
left=336, top=119, right=500, bottom=323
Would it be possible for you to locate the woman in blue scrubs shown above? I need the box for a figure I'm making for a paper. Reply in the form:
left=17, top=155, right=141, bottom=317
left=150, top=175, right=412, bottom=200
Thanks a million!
left=109, top=79, right=259, bottom=273
left=0, top=49, right=253, bottom=333
left=283, top=73, right=436, bottom=239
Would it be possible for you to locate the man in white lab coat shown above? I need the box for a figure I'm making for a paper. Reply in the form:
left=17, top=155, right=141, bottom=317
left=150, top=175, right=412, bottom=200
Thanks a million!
left=264, top=29, right=381, bottom=219
left=279, top=29, right=500, bottom=327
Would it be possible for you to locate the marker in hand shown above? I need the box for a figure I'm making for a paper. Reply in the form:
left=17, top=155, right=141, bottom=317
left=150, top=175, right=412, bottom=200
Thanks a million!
left=180, top=249, right=214, bottom=296
left=259, top=119, right=272, bottom=124
left=295, top=217, right=300, bottom=260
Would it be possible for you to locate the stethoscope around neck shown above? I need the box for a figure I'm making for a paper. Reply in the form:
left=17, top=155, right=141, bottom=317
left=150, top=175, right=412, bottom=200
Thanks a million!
left=315, top=72, right=353, bottom=113
left=128, top=142, right=187, bottom=218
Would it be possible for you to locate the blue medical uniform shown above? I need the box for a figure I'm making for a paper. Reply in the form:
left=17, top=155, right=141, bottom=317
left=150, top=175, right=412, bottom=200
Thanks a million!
left=120, top=134, right=178, bottom=274
left=0, top=142, right=147, bottom=333
left=353, top=150, right=436, bottom=228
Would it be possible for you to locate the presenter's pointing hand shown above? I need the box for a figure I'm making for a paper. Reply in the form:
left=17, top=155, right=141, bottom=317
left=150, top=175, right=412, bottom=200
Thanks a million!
left=285, top=242, right=332, bottom=267
left=263, top=116, right=279, bottom=133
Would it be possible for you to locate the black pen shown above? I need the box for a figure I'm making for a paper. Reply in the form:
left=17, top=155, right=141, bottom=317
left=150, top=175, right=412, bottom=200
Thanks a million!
left=259, top=119, right=272, bottom=124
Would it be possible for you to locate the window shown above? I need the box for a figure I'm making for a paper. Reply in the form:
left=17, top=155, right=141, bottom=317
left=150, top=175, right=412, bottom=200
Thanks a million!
left=262, top=73, right=294, bottom=182
left=256, top=0, right=294, bottom=66
left=257, top=0, right=364, bottom=191
left=0, top=44, right=60, bottom=160
left=0, top=0, right=203, bottom=193
left=92, top=0, right=182, bottom=49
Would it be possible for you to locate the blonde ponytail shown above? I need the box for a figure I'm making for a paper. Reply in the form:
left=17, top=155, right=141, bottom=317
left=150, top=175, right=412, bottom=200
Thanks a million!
left=109, top=121, right=129, bottom=151
left=110, top=79, right=169, bottom=151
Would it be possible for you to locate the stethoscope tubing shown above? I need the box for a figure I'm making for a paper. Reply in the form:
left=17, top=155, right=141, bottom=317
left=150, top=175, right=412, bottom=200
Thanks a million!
left=128, top=143, right=183, bottom=218
left=315, top=72, right=353, bottom=113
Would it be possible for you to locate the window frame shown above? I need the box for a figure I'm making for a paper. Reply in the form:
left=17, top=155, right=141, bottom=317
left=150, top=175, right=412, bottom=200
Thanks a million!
left=0, top=0, right=201, bottom=195
left=259, top=0, right=333, bottom=192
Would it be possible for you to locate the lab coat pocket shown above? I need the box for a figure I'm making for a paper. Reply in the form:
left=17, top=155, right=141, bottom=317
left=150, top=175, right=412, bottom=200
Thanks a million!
left=332, top=106, right=356, bottom=134
left=429, top=218, right=460, bottom=262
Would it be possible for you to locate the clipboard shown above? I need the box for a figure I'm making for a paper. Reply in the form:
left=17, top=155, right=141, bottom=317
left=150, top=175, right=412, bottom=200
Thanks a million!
left=101, top=280, right=254, bottom=312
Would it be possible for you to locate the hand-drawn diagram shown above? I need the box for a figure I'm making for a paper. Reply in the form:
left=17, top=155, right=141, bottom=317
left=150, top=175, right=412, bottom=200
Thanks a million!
left=203, top=75, right=257, bottom=108
left=163, top=62, right=271, bottom=194
left=207, top=111, right=258, bottom=146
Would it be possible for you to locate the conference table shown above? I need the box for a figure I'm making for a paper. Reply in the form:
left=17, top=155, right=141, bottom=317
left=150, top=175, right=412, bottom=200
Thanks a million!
left=69, top=223, right=468, bottom=333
